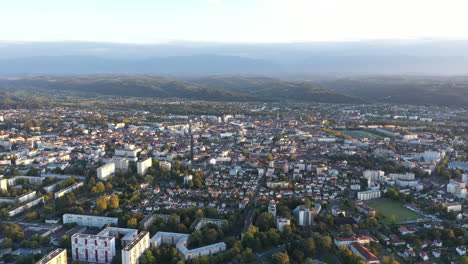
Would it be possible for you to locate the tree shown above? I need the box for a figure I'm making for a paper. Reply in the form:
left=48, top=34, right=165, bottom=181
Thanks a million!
left=319, top=236, right=332, bottom=251
left=127, top=217, right=138, bottom=228
left=204, top=228, right=219, bottom=244
left=292, top=249, right=305, bottom=263
left=242, top=248, right=253, bottom=262
left=413, top=239, right=423, bottom=250
left=92, top=182, right=105, bottom=194
left=382, top=255, right=400, bottom=264
left=95, top=196, right=108, bottom=212
left=255, top=212, right=274, bottom=232
left=289, top=154, right=296, bottom=161
left=304, top=238, right=316, bottom=256
left=272, top=252, right=290, bottom=264
left=108, top=194, right=119, bottom=209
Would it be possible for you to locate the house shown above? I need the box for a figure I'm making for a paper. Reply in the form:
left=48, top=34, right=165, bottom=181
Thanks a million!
left=432, top=249, right=441, bottom=258
left=402, top=249, right=416, bottom=257
left=389, top=235, right=405, bottom=246
left=456, top=246, right=466, bottom=256
left=419, top=252, right=429, bottom=261
left=399, top=226, right=416, bottom=235
left=433, top=240, right=442, bottom=247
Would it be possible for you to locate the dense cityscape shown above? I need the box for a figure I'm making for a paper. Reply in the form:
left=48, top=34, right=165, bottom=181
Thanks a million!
left=0, top=100, right=466, bottom=264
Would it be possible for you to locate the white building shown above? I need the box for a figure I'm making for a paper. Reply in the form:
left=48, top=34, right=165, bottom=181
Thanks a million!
left=9, top=196, right=44, bottom=216
left=447, top=179, right=467, bottom=199
left=151, top=232, right=226, bottom=260
left=268, top=200, right=277, bottom=220
left=0, top=178, right=7, bottom=191
left=63, top=214, right=118, bottom=228
left=442, top=202, right=462, bottom=212
left=122, top=231, right=150, bottom=264
left=54, top=182, right=84, bottom=199
left=159, top=161, right=172, bottom=171
left=423, top=151, right=444, bottom=163
left=17, top=191, right=36, bottom=203
left=71, top=233, right=116, bottom=263
left=137, top=158, right=152, bottom=176
left=97, top=163, right=115, bottom=180
left=183, top=175, right=193, bottom=185
left=293, top=205, right=314, bottom=226
left=363, top=170, right=385, bottom=181
left=35, top=248, right=67, bottom=264
left=276, top=218, right=290, bottom=233
left=357, top=190, right=381, bottom=200
left=113, top=158, right=129, bottom=171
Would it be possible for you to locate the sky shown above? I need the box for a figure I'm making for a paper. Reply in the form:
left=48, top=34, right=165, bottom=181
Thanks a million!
left=1, top=0, right=468, bottom=44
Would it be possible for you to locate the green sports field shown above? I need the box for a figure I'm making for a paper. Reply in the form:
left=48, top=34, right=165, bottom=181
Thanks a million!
left=365, top=199, right=423, bottom=224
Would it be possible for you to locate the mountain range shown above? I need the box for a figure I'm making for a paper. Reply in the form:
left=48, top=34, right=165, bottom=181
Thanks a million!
left=2, top=40, right=468, bottom=75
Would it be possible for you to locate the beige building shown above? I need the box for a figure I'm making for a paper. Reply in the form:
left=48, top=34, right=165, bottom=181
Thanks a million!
left=35, top=248, right=67, bottom=264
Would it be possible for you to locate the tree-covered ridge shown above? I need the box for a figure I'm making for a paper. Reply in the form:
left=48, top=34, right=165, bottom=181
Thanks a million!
left=0, top=75, right=361, bottom=103
left=321, top=76, right=468, bottom=107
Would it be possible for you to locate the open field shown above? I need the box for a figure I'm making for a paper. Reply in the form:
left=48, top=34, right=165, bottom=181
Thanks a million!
left=341, top=129, right=383, bottom=139
left=365, top=199, right=423, bottom=224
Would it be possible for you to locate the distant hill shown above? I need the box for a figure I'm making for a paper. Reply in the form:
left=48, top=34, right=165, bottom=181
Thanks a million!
left=185, top=75, right=363, bottom=103
left=0, top=76, right=257, bottom=101
left=320, top=76, right=468, bottom=107
left=1, top=75, right=465, bottom=107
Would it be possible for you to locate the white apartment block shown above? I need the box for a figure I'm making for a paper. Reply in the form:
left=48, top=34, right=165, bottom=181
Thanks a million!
left=137, top=158, right=152, bottom=176
left=54, top=182, right=84, bottom=199
left=72, top=233, right=116, bottom=263
left=35, top=248, right=67, bottom=264
left=151, top=232, right=226, bottom=261
left=122, top=231, right=150, bottom=264
left=293, top=205, right=314, bottom=226
left=63, top=214, right=118, bottom=228
left=357, top=189, right=381, bottom=200
left=17, top=191, right=36, bottom=203
left=9, top=196, right=44, bottom=217
left=363, top=170, right=385, bottom=184
left=423, top=150, right=444, bottom=162
left=97, top=163, right=115, bottom=180
left=112, top=158, right=129, bottom=171
left=447, top=179, right=467, bottom=199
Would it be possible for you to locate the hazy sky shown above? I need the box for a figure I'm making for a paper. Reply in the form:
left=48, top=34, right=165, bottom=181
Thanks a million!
left=2, top=0, right=468, bottom=43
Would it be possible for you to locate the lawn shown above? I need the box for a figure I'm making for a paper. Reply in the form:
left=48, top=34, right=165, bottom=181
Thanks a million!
left=365, top=199, right=423, bottom=224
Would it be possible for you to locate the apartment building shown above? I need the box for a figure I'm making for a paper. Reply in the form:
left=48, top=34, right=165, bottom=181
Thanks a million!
left=150, top=232, right=226, bottom=261
left=293, top=205, right=314, bottom=226
left=122, top=231, right=150, bottom=264
left=63, top=214, right=118, bottom=228
left=71, top=233, right=116, bottom=263
left=97, top=163, right=115, bottom=180
left=35, top=248, right=67, bottom=264
left=54, top=182, right=84, bottom=199
left=357, top=189, right=381, bottom=200
left=137, top=158, right=152, bottom=176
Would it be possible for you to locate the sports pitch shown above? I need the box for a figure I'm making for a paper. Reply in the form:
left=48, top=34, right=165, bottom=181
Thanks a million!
left=365, top=199, right=423, bottom=224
